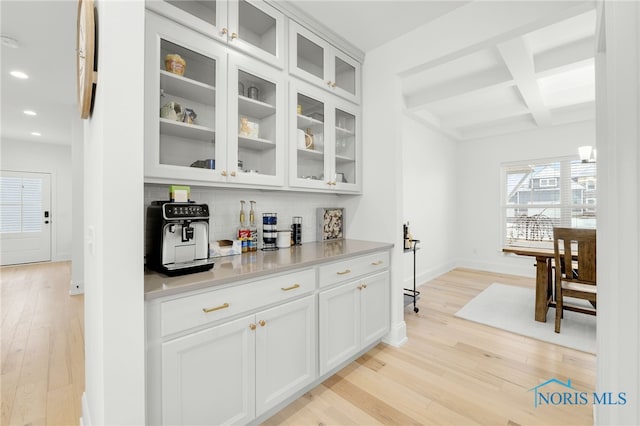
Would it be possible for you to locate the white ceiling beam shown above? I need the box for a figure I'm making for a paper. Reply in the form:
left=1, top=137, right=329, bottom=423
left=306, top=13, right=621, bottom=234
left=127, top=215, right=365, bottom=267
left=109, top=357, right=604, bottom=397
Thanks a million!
left=398, top=1, right=595, bottom=79
left=535, top=36, right=596, bottom=75
left=497, top=37, right=552, bottom=127
left=403, top=68, right=514, bottom=110
left=458, top=115, right=538, bottom=141
left=441, top=105, right=531, bottom=129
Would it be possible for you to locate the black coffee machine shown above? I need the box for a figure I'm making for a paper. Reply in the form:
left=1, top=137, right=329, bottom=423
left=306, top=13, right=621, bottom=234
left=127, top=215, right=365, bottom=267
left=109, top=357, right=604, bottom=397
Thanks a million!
left=145, top=201, right=214, bottom=276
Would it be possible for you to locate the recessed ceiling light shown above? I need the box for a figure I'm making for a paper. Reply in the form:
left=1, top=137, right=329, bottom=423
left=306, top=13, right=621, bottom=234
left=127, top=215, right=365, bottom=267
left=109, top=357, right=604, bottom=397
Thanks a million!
left=31, top=132, right=41, bottom=136
left=1, top=35, right=19, bottom=49
left=24, top=110, right=37, bottom=116
left=10, top=70, right=28, bottom=79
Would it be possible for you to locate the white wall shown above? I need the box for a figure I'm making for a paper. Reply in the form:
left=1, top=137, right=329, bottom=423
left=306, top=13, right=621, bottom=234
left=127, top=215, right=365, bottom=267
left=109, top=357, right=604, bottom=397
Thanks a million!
left=595, top=1, right=640, bottom=423
left=401, top=115, right=457, bottom=288
left=144, top=185, right=350, bottom=245
left=82, top=1, right=145, bottom=425
left=0, top=138, right=73, bottom=262
left=455, top=120, right=595, bottom=276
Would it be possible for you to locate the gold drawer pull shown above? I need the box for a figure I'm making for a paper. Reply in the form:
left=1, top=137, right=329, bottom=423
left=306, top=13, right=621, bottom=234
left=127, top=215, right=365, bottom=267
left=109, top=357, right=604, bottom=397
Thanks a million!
left=202, top=303, right=229, bottom=313
left=281, top=284, right=300, bottom=291
left=337, top=269, right=351, bottom=275
left=371, top=261, right=384, bottom=266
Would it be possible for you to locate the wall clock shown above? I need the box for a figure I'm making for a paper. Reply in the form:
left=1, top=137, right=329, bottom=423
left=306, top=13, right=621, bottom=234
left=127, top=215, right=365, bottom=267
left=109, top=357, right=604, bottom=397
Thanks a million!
left=77, top=0, right=97, bottom=119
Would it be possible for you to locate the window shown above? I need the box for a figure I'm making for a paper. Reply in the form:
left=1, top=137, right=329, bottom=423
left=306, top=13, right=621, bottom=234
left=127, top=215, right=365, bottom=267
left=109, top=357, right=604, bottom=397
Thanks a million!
left=0, top=176, right=43, bottom=233
left=502, top=157, right=596, bottom=248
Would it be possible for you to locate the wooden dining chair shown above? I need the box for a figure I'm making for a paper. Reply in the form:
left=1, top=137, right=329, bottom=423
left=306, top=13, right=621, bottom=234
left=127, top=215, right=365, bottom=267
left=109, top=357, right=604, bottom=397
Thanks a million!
left=552, top=227, right=597, bottom=333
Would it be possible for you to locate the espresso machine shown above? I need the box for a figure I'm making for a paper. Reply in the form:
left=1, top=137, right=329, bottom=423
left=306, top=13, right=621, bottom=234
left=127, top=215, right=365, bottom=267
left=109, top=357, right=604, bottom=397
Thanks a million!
left=145, top=201, right=214, bottom=276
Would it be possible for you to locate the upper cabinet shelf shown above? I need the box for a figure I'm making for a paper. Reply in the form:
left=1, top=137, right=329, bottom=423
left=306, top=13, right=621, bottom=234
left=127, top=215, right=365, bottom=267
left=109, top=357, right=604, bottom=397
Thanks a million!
left=238, top=96, right=276, bottom=119
left=160, top=71, right=216, bottom=106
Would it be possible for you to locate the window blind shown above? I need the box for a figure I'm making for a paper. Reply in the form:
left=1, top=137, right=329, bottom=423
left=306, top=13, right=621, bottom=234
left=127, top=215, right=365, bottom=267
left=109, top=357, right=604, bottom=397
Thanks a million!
left=0, top=176, right=43, bottom=233
left=502, top=157, right=596, bottom=248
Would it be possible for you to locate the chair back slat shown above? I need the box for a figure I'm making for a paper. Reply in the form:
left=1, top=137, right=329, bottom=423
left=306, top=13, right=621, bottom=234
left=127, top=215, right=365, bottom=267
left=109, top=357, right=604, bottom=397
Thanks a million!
left=553, top=227, right=597, bottom=286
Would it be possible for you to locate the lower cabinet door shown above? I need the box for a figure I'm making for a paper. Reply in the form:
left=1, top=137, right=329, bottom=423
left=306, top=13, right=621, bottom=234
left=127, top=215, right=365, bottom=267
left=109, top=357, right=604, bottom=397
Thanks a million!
left=361, top=271, right=390, bottom=347
left=255, top=295, right=316, bottom=416
left=318, top=281, right=361, bottom=375
left=162, top=315, right=256, bottom=425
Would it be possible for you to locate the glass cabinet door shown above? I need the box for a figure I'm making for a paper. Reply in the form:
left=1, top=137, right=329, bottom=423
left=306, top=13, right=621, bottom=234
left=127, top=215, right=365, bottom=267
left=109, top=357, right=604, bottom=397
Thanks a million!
left=333, top=108, right=357, bottom=188
left=331, top=51, right=360, bottom=103
left=290, top=82, right=330, bottom=190
left=289, top=21, right=327, bottom=88
left=145, top=13, right=228, bottom=182
left=229, top=0, right=285, bottom=68
left=149, top=1, right=229, bottom=44
left=228, top=54, right=285, bottom=186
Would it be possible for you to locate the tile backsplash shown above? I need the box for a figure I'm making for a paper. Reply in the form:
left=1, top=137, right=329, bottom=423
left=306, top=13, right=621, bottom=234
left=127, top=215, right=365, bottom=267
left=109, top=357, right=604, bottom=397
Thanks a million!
left=144, top=184, right=349, bottom=245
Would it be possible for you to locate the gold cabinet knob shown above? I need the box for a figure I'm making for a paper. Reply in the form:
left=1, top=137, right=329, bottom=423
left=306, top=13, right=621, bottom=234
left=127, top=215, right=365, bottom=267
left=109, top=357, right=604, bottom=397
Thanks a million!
left=259, top=320, right=266, bottom=327
left=327, top=81, right=333, bottom=86
left=231, top=32, right=238, bottom=40
left=357, top=284, right=363, bottom=290
left=362, top=284, right=367, bottom=289
left=249, top=323, right=256, bottom=330
left=221, top=170, right=228, bottom=176
left=231, top=171, right=236, bottom=177
left=331, top=82, right=337, bottom=88
left=221, top=27, right=228, bottom=35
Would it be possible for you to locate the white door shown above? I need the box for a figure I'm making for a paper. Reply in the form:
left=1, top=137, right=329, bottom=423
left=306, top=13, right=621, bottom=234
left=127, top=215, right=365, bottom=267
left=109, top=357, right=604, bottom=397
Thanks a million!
left=255, top=295, right=316, bottom=416
left=361, top=272, right=390, bottom=347
left=0, top=171, right=51, bottom=266
left=162, top=315, right=256, bottom=425
left=318, top=281, right=361, bottom=375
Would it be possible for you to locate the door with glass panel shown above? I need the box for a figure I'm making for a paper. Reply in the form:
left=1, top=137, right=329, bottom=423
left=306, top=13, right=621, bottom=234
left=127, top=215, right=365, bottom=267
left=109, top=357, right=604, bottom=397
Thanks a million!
left=289, top=80, right=330, bottom=190
left=228, top=52, right=285, bottom=186
left=289, top=20, right=360, bottom=103
left=145, top=12, right=228, bottom=183
left=332, top=100, right=360, bottom=191
left=150, top=0, right=285, bottom=69
left=0, top=171, right=51, bottom=265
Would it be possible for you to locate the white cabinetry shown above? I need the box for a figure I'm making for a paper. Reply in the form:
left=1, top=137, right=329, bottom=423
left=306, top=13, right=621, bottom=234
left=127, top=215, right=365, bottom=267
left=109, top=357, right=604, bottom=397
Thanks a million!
left=289, top=79, right=361, bottom=193
left=150, top=269, right=316, bottom=425
left=289, top=20, right=361, bottom=104
left=149, top=0, right=286, bottom=68
left=145, top=12, right=285, bottom=187
left=318, top=259, right=389, bottom=375
left=147, top=249, right=391, bottom=424
left=162, top=315, right=255, bottom=425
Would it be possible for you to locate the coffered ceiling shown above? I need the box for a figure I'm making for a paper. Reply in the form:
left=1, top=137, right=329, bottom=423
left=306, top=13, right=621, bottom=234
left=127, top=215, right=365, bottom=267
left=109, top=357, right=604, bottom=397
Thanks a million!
left=0, top=1, right=595, bottom=145
left=290, top=1, right=596, bottom=141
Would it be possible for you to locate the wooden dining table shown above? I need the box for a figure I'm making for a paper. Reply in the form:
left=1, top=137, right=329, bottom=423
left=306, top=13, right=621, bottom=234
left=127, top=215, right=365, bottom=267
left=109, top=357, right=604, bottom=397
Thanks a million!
left=502, top=246, right=557, bottom=322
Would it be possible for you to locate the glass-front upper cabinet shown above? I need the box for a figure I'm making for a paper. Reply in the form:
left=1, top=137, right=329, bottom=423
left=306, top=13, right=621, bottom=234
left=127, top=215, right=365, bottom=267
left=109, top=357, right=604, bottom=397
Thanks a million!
left=227, top=52, right=285, bottom=186
left=289, top=20, right=361, bottom=104
left=289, top=80, right=361, bottom=193
left=145, top=12, right=228, bottom=183
left=148, top=0, right=285, bottom=69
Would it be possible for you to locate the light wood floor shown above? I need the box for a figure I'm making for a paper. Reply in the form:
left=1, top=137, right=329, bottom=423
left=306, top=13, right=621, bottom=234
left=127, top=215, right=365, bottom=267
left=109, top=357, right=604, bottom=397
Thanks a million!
left=1, top=261, right=84, bottom=426
left=265, top=268, right=596, bottom=426
left=1, top=264, right=595, bottom=425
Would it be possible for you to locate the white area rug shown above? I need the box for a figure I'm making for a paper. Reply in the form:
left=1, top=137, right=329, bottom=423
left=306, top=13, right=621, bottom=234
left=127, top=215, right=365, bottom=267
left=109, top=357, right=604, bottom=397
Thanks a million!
left=455, top=283, right=596, bottom=354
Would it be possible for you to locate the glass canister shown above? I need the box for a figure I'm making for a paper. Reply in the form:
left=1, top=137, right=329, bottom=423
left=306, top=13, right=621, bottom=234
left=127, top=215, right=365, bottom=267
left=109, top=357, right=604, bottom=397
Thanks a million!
left=262, top=213, right=278, bottom=250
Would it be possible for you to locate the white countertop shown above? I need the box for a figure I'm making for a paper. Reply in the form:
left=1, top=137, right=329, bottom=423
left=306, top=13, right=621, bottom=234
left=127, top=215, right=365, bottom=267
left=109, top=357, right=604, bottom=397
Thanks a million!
left=144, top=239, right=393, bottom=300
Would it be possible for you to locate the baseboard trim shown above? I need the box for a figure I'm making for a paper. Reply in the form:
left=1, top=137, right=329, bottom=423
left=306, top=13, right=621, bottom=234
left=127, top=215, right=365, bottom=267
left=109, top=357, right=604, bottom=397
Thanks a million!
left=81, top=392, right=92, bottom=426
left=383, top=320, right=407, bottom=347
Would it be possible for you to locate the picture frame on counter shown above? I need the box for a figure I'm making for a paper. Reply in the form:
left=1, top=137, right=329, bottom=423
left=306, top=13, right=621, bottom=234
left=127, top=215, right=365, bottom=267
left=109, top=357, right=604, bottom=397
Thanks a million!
left=317, top=207, right=345, bottom=241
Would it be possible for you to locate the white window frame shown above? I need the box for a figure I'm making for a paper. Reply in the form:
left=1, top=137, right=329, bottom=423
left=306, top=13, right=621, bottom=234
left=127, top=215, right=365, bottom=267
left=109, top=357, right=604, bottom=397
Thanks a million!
left=501, top=155, right=597, bottom=248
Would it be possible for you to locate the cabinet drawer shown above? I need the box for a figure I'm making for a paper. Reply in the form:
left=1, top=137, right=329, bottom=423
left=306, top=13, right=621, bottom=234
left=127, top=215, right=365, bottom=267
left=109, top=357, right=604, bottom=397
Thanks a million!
left=318, top=251, right=389, bottom=288
left=161, top=269, right=316, bottom=336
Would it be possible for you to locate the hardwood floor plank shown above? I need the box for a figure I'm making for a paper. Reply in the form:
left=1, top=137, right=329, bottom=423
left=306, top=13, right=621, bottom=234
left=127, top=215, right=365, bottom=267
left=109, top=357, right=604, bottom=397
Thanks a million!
left=264, top=268, right=595, bottom=425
